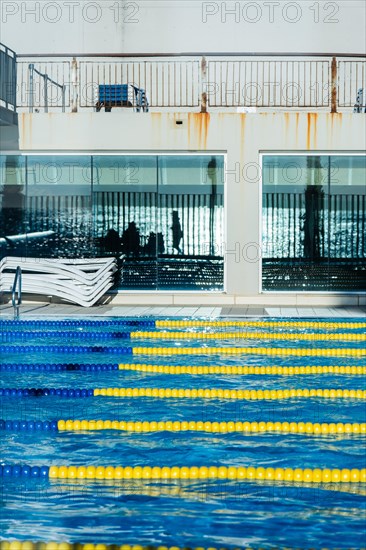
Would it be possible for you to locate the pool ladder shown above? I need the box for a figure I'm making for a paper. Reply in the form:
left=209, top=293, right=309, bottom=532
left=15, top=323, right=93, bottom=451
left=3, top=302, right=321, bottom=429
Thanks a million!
left=11, top=266, right=22, bottom=318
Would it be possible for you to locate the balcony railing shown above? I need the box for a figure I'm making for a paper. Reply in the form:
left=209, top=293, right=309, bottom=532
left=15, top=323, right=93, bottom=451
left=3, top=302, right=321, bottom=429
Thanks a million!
left=15, top=52, right=366, bottom=113
left=0, top=43, right=17, bottom=111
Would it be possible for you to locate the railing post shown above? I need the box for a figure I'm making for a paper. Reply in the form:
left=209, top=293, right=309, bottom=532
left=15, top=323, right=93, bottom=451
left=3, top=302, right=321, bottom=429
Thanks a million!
left=331, top=56, right=337, bottom=113
left=71, top=57, right=78, bottom=112
left=44, top=74, right=48, bottom=113
left=62, top=85, right=66, bottom=112
left=200, top=56, right=207, bottom=113
left=28, top=63, right=34, bottom=113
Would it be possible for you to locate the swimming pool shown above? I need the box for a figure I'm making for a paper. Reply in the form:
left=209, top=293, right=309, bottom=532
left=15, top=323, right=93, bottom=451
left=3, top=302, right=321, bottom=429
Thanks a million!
left=1, top=317, right=365, bottom=548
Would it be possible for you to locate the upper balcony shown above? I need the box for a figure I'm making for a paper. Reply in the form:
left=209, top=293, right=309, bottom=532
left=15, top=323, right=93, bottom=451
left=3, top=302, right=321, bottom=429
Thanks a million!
left=15, top=52, right=366, bottom=115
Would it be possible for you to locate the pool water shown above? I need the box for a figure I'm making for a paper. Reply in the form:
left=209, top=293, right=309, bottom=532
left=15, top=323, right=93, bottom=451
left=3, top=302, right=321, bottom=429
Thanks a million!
left=0, top=318, right=365, bottom=548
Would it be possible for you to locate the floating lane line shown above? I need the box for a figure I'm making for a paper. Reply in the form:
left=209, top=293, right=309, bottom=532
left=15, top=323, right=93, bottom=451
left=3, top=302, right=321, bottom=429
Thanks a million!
left=130, top=331, right=366, bottom=341
left=0, top=331, right=131, bottom=342
left=0, top=346, right=132, bottom=354
left=92, top=387, right=366, bottom=399
left=0, top=319, right=155, bottom=328
left=1, top=419, right=366, bottom=435
left=1, top=387, right=365, bottom=399
left=0, top=364, right=119, bottom=372
left=1, top=544, right=344, bottom=550
left=0, top=345, right=364, bottom=357
left=132, top=346, right=366, bottom=357
left=1, top=419, right=365, bottom=435
left=57, top=419, right=366, bottom=435
left=1, top=363, right=365, bottom=375
left=118, top=363, right=366, bottom=375
left=6, top=544, right=362, bottom=550
left=1, top=464, right=365, bottom=483
left=156, top=320, right=366, bottom=329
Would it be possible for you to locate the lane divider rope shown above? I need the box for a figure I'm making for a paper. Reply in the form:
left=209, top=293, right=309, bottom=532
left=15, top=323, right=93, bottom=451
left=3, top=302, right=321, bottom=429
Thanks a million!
left=0, top=320, right=154, bottom=328
left=118, top=363, right=366, bottom=375
left=132, top=346, right=365, bottom=357
left=1, top=387, right=365, bottom=399
left=156, top=320, right=366, bottom=329
left=1, top=464, right=365, bottom=483
left=35, top=464, right=366, bottom=483
left=0, top=364, right=118, bottom=372
left=1, top=363, right=364, bottom=375
left=1, top=543, right=324, bottom=550
left=0, top=420, right=58, bottom=431
left=0, top=332, right=131, bottom=342
left=0, top=388, right=94, bottom=397
left=1, top=345, right=364, bottom=357
left=1, top=319, right=364, bottom=329
left=130, top=331, right=366, bottom=342
left=93, top=387, right=366, bottom=399
left=0, top=543, right=309, bottom=550
left=4, top=330, right=366, bottom=342
left=56, top=419, right=366, bottom=435
left=2, top=419, right=365, bottom=435
left=0, top=346, right=132, bottom=354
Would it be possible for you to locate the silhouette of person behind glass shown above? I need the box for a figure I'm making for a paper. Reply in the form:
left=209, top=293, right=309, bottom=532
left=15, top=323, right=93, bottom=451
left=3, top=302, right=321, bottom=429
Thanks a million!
left=104, top=228, right=122, bottom=253
left=121, top=221, right=140, bottom=256
left=171, top=211, right=183, bottom=254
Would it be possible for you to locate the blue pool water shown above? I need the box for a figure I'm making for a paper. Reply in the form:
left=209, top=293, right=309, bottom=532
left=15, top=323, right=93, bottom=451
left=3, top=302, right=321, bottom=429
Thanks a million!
left=0, top=317, right=365, bottom=548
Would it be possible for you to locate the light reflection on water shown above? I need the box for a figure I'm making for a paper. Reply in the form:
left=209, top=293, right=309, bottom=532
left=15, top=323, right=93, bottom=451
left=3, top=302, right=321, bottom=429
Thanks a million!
left=1, top=318, right=365, bottom=547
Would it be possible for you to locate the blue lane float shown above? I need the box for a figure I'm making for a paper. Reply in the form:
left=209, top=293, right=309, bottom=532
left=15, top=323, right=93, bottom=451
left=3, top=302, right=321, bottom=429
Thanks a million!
left=0, top=464, right=49, bottom=478
left=0, top=363, right=119, bottom=372
left=0, top=420, right=58, bottom=431
left=0, top=388, right=94, bottom=397
left=0, top=331, right=131, bottom=342
left=0, top=319, right=155, bottom=328
left=0, top=345, right=133, bottom=354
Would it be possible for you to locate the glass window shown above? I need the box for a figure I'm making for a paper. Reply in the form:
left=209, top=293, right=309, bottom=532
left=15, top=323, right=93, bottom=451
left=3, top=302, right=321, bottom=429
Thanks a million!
left=0, top=153, right=225, bottom=291
left=262, top=154, right=366, bottom=291
left=0, top=155, right=27, bottom=258
left=93, top=155, right=225, bottom=290
left=26, top=155, right=93, bottom=258
left=93, top=155, right=159, bottom=290
left=157, top=155, right=224, bottom=290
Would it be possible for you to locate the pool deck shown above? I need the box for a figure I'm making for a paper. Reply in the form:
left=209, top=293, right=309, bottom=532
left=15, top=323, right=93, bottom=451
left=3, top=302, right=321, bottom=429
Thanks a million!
left=0, top=302, right=365, bottom=318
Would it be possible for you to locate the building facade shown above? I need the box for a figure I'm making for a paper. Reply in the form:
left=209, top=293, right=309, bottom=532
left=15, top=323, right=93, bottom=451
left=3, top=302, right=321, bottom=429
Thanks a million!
left=1, top=2, right=365, bottom=305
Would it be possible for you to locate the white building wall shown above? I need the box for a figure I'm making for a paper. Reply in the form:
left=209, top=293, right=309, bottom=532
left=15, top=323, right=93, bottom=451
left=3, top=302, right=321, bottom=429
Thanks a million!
left=17, top=111, right=366, bottom=305
left=1, top=1, right=365, bottom=55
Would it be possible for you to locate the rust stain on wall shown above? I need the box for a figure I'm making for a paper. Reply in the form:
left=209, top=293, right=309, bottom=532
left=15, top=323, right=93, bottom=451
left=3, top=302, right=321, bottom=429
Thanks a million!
left=295, top=112, right=299, bottom=142
left=283, top=112, right=290, bottom=141
left=240, top=114, right=246, bottom=145
left=150, top=113, right=163, bottom=148
left=188, top=113, right=210, bottom=149
left=307, top=113, right=318, bottom=150
left=20, top=113, right=31, bottom=149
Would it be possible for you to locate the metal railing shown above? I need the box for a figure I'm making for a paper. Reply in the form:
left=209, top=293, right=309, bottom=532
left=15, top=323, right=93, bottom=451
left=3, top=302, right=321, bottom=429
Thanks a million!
left=16, top=52, right=366, bottom=113
left=0, top=43, right=17, bottom=111
left=11, top=266, right=22, bottom=317
left=28, top=63, right=66, bottom=113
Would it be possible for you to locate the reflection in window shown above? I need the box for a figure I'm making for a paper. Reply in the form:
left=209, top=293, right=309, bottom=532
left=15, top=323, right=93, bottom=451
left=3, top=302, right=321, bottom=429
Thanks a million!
left=262, top=155, right=366, bottom=291
left=26, top=156, right=93, bottom=258
left=0, top=155, right=27, bottom=256
left=0, top=154, right=225, bottom=291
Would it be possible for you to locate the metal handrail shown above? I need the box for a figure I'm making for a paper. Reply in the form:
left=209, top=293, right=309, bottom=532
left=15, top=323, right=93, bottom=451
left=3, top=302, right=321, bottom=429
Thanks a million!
left=11, top=266, right=22, bottom=310
left=17, top=52, right=366, bottom=59
left=28, top=63, right=66, bottom=113
left=16, top=52, right=366, bottom=112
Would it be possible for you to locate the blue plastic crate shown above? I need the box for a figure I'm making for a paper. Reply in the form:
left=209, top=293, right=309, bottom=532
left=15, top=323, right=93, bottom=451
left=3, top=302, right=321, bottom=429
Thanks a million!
left=96, top=84, right=149, bottom=112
